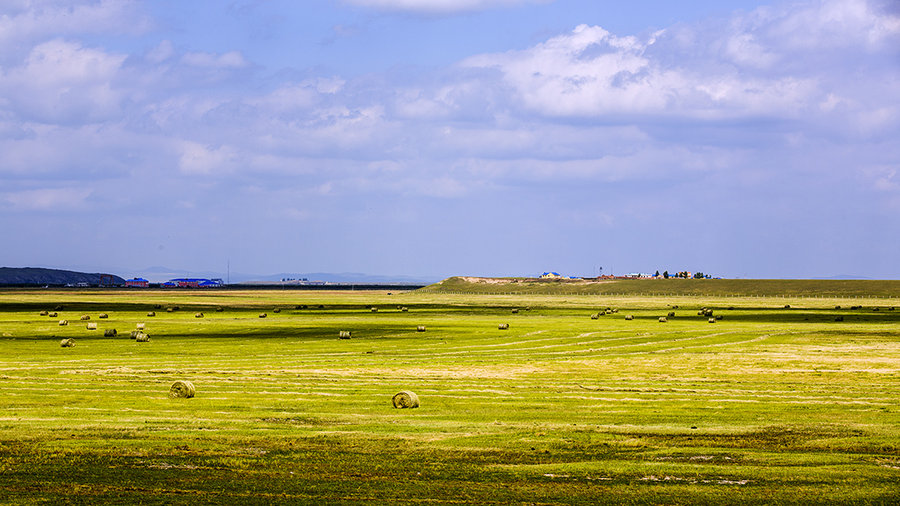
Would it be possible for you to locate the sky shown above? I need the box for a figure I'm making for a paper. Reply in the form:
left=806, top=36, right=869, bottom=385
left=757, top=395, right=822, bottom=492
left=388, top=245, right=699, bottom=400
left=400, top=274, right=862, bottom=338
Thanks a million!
left=1, top=0, right=899, bottom=281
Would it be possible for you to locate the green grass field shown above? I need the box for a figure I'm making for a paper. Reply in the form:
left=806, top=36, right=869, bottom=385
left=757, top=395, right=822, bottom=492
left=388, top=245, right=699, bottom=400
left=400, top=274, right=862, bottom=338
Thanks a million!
left=1, top=287, right=898, bottom=504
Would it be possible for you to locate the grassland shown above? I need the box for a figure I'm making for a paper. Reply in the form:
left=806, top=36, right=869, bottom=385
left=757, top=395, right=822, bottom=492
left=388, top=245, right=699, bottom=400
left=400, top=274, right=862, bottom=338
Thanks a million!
left=0, top=287, right=898, bottom=504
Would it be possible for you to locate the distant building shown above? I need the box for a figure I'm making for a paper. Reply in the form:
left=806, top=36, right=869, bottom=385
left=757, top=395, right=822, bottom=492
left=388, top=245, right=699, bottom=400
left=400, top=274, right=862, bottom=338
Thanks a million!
left=125, top=278, right=149, bottom=288
left=540, top=272, right=563, bottom=279
left=163, top=278, right=223, bottom=288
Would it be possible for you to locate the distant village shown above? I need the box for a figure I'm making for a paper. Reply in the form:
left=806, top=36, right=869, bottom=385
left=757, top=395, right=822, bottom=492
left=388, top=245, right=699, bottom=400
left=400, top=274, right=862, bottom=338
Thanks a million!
left=540, top=270, right=715, bottom=280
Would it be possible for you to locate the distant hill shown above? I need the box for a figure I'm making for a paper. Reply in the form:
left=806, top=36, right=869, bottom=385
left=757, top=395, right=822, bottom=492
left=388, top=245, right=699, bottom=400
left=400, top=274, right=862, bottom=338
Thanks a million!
left=422, top=276, right=900, bottom=298
left=0, top=267, right=125, bottom=286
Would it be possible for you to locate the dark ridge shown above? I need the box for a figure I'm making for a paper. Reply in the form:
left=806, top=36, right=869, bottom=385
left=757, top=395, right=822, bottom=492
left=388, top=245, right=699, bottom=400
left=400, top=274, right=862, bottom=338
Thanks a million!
left=0, top=267, right=125, bottom=286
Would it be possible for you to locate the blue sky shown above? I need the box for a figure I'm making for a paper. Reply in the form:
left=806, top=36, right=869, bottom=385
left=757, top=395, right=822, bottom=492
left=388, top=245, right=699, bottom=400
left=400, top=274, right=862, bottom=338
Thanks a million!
left=1, top=0, right=898, bottom=281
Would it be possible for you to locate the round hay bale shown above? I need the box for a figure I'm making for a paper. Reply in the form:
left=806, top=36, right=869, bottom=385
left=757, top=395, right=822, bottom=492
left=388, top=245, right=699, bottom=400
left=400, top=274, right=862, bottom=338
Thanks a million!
left=137, top=323, right=145, bottom=330
left=40, top=310, right=48, bottom=316
left=392, top=391, right=419, bottom=409
left=99, top=313, right=108, bottom=319
left=130, top=330, right=139, bottom=339
left=498, top=323, right=509, bottom=330
left=708, top=318, right=716, bottom=323
left=339, top=330, right=352, bottom=339
left=371, top=307, right=378, bottom=312
left=195, top=312, right=203, bottom=318
left=416, top=325, right=426, bottom=332
left=273, top=308, right=281, bottom=313
left=48, top=312, right=58, bottom=317
left=166, top=307, right=174, bottom=313
left=59, top=319, right=68, bottom=326
left=658, top=317, right=668, bottom=323
left=784, top=304, right=791, bottom=309
left=80, top=315, right=90, bottom=321
left=590, top=313, right=600, bottom=320
left=668, top=311, right=675, bottom=317
left=135, top=332, right=150, bottom=342
left=60, top=338, right=75, bottom=348
left=147, top=311, right=156, bottom=317
left=401, top=307, right=409, bottom=312
left=104, top=329, right=117, bottom=337
left=169, top=380, right=195, bottom=399
left=259, top=313, right=267, bottom=318
left=86, top=322, right=98, bottom=330
left=216, top=307, right=224, bottom=312
left=716, top=315, right=723, bottom=320
left=835, top=305, right=842, bottom=310
left=625, top=315, right=634, bottom=320
left=512, top=309, right=519, bottom=314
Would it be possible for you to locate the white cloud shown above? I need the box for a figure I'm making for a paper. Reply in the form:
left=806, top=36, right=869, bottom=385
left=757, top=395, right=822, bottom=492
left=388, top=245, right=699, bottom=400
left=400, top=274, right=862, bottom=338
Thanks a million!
left=339, top=0, right=552, bottom=14
left=0, top=0, right=150, bottom=59
left=0, top=39, right=126, bottom=123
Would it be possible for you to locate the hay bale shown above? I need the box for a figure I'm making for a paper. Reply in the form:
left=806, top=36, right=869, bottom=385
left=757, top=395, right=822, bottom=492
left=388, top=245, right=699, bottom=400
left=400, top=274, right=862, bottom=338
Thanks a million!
left=371, top=307, right=378, bottom=313
left=512, top=309, right=519, bottom=314
left=166, top=307, right=174, bottom=313
left=401, top=307, right=409, bottom=312
left=392, top=391, right=419, bottom=409
left=86, top=322, right=98, bottom=330
left=259, top=313, right=267, bottom=318
left=668, top=311, right=676, bottom=317
left=48, top=312, right=57, bottom=317
left=195, top=312, right=203, bottom=318
left=80, top=315, right=90, bottom=321
left=708, top=318, right=716, bottom=323
left=130, top=330, right=139, bottom=339
left=135, top=332, right=150, bottom=342
left=137, top=323, right=145, bottom=330
left=273, top=308, right=281, bottom=313
left=716, top=315, right=723, bottom=320
left=40, top=310, right=48, bottom=316
left=417, top=325, right=426, bottom=332
left=216, top=307, right=224, bottom=312
left=147, top=311, right=156, bottom=317
left=835, top=306, right=841, bottom=310
left=60, top=338, right=75, bottom=348
left=498, top=323, right=509, bottom=330
left=104, top=329, right=117, bottom=337
left=784, top=304, right=791, bottom=309
left=59, top=319, right=68, bottom=326
left=658, top=317, right=667, bottom=323
left=625, top=315, right=634, bottom=320
left=99, top=313, right=108, bottom=319
left=590, top=313, right=600, bottom=320
left=169, top=380, right=195, bottom=399
left=339, top=330, right=352, bottom=339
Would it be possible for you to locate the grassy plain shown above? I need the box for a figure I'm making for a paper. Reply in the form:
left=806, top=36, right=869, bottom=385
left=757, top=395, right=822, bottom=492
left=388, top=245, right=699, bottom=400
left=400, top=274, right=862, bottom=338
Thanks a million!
left=0, top=287, right=898, bottom=504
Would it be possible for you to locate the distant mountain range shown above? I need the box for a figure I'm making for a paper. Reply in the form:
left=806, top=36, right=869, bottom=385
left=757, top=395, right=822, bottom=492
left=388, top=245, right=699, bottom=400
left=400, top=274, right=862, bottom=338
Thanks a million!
left=0, top=266, right=436, bottom=285
left=134, top=266, right=436, bottom=284
left=0, top=267, right=125, bottom=286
